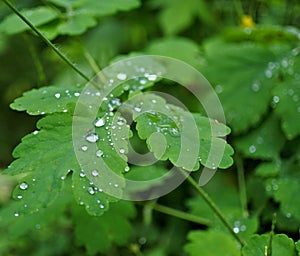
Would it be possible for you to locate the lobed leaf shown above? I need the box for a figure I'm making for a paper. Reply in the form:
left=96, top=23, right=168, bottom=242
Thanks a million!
left=242, top=234, right=296, bottom=256
left=184, top=229, right=240, bottom=256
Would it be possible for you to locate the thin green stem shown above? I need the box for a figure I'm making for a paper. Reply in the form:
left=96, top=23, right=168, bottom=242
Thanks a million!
left=267, top=213, right=277, bottom=256
left=2, top=0, right=91, bottom=83
left=149, top=203, right=212, bottom=226
left=235, top=155, right=249, bottom=218
left=182, top=170, right=245, bottom=246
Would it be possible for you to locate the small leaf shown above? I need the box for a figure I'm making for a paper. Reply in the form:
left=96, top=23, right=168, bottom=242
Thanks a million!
left=203, top=39, right=278, bottom=133
left=0, top=7, right=58, bottom=35
left=10, top=86, right=81, bottom=115
left=184, top=229, right=240, bottom=256
left=58, top=12, right=97, bottom=36
left=73, top=200, right=136, bottom=254
left=235, top=115, right=285, bottom=160
left=129, top=93, right=233, bottom=170
left=242, top=234, right=296, bottom=256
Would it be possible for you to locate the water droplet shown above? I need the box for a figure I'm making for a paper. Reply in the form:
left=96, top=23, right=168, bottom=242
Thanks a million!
left=293, top=95, right=299, bottom=102
left=265, top=70, right=272, bottom=78
left=19, top=182, right=28, bottom=190
left=124, top=166, right=130, bottom=172
left=169, top=127, right=180, bottom=136
left=96, top=150, right=104, bottom=157
left=17, top=195, right=23, bottom=199
left=119, top=148, right=125, bottom=154
left=85, top=132, right=99, bottom=143
left=81, top=145, right=88, bottom=151
left=80, top=171, right=86, bottom=177
left=251, top=81, right=260, bottom=92
left=74, top=92, right=80, bottom=97
left=94, top=117, right=105, bottom=127
left=117, top=73, right=127, bottom=80
left=100, top=204, right=105, bottom=209
left=286, top=213, right=292, bottom=218
left=147, top=74, right=157, bottom=81
left=249, top=145, right=256, bottom=153
left=233, top=227, right=239, bottom=233
left=54, top=93, right=61, bottom=99
left=240, top=225, right=247, bottom=231
left=281, top=59, right=288, bottom=68
left=215, top=84, right=223, bottom=94
left=138, top=237, right=147, bottom=245
left=14, top=212, right=20, bottom=217
left=134, top=105, right=142, bottom=112
left=88, top=187, right=95, bottom=195
left=92, top=170, right=99, bottom=177
left=273, top=96, right=280, bottom=103
left=61, top=176, right=66, bottom=180
left=33, top=130, right=39, bottom=135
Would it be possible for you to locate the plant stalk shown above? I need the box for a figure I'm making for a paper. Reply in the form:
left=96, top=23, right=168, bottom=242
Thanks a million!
left=182, top=170, right=245, bottom=246
left=149, top=203, right=212, bottom=226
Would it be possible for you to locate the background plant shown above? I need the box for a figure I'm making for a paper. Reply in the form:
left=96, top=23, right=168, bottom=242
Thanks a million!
left=1, top=0, right=300, bottom=255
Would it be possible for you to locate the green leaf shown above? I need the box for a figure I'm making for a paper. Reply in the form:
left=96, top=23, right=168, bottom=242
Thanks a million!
left=0, top=7, right=58, bottom=35
left=202, top=39, right=279, bottom=133
left=77, top=0, right=141, bottom=16
left=184, top=229, right=240, bottom=256
left=273, top=77, right=300, bottom=140
left=295, top=240, right=300, bottom=255
left=234, top=115, right=285, bottom=160
left=255, top=160, right=281, bottom=177
left=73, top=200, right=136, bottom=254
left=146, top=37, right=202, bottom=69
left=128, top=93, right=233, bottom=170
left=271, top=177, right=300, bottom=221
left=10, top=86, right=81, bottom=115
left=151, top=0, right=212, bottom=35
left=242, top=234, right=296, bottom=256
left=58, top=11, right=97, bottom=36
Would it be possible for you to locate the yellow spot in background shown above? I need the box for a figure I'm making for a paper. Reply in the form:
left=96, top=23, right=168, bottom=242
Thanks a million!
left=241, top=15, right=255, bottom=28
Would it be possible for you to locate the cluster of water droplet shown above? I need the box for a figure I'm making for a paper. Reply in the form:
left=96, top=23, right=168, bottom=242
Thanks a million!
left=232, top=220, right=247, bottom=234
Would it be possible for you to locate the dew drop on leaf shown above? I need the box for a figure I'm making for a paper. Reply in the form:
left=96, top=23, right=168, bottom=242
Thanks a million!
left=273, top=96, right=280, bottom=103
left=80, top=171, right=86, bottom=177
left=14, top=212, right=20, bottom=217
left=94, top=117, right=105, bottom=127
left=85, top=132, right=99, bottom=143
left=96, top=149, right=104, bottom=157
left=249, top=145, right=256, bottom=153
left=17, top=195, right=22, bottom=199
left=19, top=182, right=28, bottom=190
left=265, top=69, right=273, bottom=78
left=54, top=93, right=61, bottom=99
left=91, top=170, right=99, bottom=177
left=81, top=145, right=88, bottom=151
left=119, top=148, right=125, bottom=154
left=117, top=73, right=127, bottom=80
left=124, top=166, right=130, bottom=172
left=88, top=187, right=95, bottom=195
left=147, top=74, right=157, bottom=81
left=233, top=227, right=239, bottom=233
left=251, top=81, right=260, bottom=92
